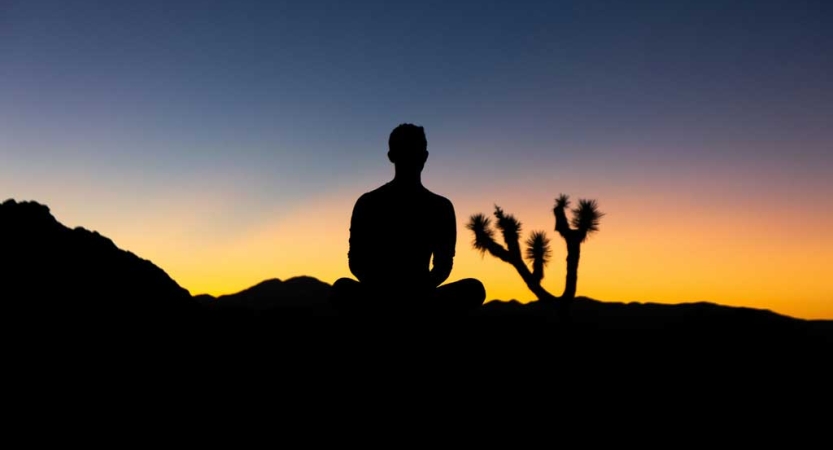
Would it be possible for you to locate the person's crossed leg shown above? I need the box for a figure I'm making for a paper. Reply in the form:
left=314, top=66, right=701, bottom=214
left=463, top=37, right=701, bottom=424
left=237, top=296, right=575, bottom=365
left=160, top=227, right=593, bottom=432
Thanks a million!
left=331, top=277, right=485, bottom=315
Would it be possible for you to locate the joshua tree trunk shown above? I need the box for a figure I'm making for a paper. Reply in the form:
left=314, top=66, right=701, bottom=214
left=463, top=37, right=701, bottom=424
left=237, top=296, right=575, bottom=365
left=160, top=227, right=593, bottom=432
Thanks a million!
left=511, top=258, right=558, bottom=303
left=561, top=235, right=581, bottom=300
left=477, top=235, right=558, bottom=303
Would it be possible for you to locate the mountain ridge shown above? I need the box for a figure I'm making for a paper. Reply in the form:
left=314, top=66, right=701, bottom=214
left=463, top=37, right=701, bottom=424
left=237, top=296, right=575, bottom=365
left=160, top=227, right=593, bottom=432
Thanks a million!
left=196, top=275, right=332, bottom=311
left=197, top=276, right=825, bottom=325
left=1, top=198, right=196, bottom=318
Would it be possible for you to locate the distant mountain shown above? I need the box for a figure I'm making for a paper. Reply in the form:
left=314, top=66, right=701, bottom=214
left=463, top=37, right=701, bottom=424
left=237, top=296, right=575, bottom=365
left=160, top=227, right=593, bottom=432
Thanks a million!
left=196, top=276, right=332, bottom=311
left=1, top=199, right=198, bottom=320
left=195, top=273, right=819, bottom=328
left=479, top=297, right=833, bottom=342
left=192, top=274, right=831, bottom=344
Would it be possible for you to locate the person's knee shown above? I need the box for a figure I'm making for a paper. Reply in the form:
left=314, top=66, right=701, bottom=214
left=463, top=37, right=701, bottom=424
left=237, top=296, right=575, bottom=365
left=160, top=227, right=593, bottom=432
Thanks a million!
left=333, top=278, right=358, bottom=291
left=330, top=278, right=360, bottom=305
left=459, top=278, right=486, bottom=305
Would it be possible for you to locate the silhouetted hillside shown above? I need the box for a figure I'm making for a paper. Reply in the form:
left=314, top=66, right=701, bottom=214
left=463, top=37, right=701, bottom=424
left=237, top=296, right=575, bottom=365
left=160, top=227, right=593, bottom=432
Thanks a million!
left=198, top=274, right=831, bottom=347
left=1, top=199, right=198, bottom=321
left=196, top=276, right=332, bottom=312
left=481, top=297, right=832, bottom=347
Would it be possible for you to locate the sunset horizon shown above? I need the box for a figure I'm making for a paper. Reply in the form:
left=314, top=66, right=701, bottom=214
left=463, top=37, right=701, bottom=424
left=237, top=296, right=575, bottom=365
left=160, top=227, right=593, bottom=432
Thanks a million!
left=3, top=1, right=831, bottom=320
left=9, top=180, right=831, bottom=320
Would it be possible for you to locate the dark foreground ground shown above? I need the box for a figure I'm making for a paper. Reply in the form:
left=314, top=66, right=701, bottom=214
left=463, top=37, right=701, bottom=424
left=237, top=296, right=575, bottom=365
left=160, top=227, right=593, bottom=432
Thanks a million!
left=8, top=300, right=832, bottom=437
left=21, top=297, right=831, bottom=369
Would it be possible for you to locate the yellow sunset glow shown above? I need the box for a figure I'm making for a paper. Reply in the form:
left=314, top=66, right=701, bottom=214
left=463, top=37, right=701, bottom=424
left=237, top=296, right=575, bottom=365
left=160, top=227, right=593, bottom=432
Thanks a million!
left=49, top=178, right=831, bottom=320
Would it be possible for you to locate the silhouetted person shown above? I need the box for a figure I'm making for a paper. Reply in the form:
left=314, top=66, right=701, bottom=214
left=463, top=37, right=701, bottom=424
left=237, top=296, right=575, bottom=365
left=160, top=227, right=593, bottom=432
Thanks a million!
left=331, top=124, right=486, bottom=315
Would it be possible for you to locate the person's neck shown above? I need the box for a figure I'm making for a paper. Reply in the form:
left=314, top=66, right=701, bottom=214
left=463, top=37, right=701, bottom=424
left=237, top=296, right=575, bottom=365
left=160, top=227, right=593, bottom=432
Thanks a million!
left=392, top=171, right=422, bottom=187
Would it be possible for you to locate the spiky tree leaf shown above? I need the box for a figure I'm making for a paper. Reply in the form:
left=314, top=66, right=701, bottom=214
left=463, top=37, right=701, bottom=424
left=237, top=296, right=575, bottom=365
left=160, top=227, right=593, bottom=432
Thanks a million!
left=555, top=194, right=570, bottom=210
left=553, top=194, right=571, bottom=235
left=493, top=205, right=522, bottom=237
left=525, top=230, right=551, bottom=281
left=493, top=205, right=522, bottom=259
left=571, top=199, right=604, bottom=241
left=525, top=231, right=552, bottom=265
left=467, top=212, right=512, bottom=262
left=466, top=213, right=491, bottom=234
left=467, top=213, right=495, bottom=255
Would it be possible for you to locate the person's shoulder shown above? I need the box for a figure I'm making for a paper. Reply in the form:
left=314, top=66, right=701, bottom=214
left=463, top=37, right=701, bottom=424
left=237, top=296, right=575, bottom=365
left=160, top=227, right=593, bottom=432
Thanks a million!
left=355, top=183, right=391, bottom=205
left=359, top=184, right=388, bottom=200
left=424, top=188, right=454, bottom=211
left=368, top=182, right=394, bottom=195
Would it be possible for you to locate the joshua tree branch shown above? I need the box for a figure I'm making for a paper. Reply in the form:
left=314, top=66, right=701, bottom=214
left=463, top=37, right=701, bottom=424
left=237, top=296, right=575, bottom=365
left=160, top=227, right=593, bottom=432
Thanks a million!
left=493, top=205, right=523, bottom=263
left=482, top=237, right=512, bottom=263
left=554, top=206, right=571, bottom=239
left=468, top=213, right=511, bottom=262
left=468, top=210, right=558, bottom=303
left=525, top=231, right=551, bottom=283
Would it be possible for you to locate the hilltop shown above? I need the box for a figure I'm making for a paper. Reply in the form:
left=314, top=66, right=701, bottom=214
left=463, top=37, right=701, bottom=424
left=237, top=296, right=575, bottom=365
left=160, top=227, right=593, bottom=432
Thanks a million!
left=1, top=199, right=199, bottom=321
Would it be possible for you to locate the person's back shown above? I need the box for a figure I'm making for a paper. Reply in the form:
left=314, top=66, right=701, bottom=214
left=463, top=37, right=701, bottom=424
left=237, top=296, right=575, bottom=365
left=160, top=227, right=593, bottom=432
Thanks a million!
left=330, top=123, right=485, bottom=314
left=349, top=181, right=455, bottom=296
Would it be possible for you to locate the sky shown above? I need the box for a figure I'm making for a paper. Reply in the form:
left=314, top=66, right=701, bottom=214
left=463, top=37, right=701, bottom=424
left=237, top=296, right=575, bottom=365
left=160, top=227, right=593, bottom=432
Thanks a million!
left=2, top=0, right=831, bottom=319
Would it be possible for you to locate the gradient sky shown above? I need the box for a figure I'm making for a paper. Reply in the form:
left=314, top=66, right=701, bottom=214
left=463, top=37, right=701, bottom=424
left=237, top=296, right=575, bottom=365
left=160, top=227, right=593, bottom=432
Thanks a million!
left=2, top=0, right=831, bottom=318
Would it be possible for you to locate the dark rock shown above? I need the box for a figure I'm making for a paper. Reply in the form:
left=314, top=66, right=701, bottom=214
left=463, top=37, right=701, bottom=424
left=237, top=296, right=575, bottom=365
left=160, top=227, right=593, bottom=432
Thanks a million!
left=1, top=199, right=198, bottom=322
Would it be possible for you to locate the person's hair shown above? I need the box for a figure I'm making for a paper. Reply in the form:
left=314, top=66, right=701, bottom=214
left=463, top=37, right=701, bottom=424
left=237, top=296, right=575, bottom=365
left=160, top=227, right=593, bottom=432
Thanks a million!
left=388, top=123, right=427, bottom=162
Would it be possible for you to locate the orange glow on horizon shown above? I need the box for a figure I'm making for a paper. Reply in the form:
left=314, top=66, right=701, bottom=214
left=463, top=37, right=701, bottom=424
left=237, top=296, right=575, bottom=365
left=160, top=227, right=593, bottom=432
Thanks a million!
left=36, top=175, right=833, bottom=320
left=50, top=176, right=833, bottom=319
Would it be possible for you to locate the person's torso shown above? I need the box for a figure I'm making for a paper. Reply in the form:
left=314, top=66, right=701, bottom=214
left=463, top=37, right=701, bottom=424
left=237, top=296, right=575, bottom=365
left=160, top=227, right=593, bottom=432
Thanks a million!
left=360, top=184, right=448, bottom=285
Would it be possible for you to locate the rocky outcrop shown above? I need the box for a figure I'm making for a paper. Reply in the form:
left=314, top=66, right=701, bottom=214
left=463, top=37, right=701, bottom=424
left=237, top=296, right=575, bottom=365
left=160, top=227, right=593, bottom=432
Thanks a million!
left=0, top=199, right=196, bottom=320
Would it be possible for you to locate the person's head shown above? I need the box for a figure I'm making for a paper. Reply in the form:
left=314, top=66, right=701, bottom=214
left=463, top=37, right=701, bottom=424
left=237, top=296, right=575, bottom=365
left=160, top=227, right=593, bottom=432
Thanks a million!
left=388, top=123, right=428, bottom=174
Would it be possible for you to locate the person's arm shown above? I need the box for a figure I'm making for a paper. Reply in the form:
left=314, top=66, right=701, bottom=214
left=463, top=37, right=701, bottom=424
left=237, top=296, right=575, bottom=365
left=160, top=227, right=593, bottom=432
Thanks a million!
left=429, top=198, right=456, bottom=288
left=347, top=196, right=371, bottom=282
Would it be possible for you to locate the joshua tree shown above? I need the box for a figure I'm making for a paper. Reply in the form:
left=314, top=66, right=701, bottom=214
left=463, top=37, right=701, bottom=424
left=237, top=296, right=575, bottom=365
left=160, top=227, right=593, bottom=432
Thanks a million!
left=553, top=194, right=603, bottom=300
left=467, top=194, right=603, bottom=304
